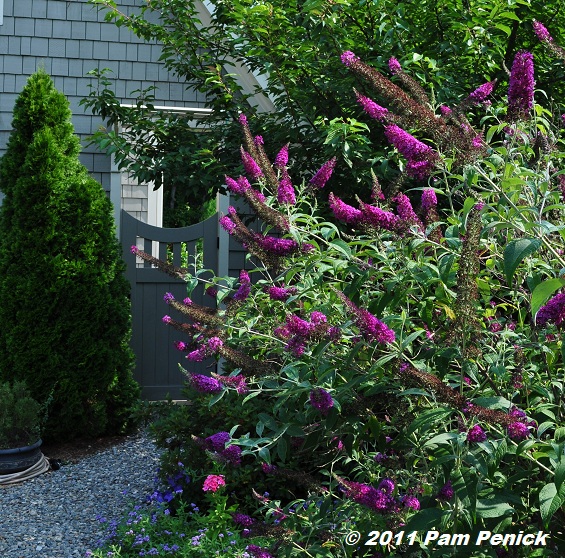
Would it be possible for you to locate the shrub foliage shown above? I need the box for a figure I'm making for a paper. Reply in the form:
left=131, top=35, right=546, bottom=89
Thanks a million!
left=0, top=70, right=139, bottom=442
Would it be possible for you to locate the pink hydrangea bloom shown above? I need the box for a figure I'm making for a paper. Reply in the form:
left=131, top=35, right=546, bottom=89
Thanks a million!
left=202, top=474, right=225, bottom=492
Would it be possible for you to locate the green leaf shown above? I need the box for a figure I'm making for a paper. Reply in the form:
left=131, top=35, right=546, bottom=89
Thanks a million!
left=503, top=238, right=541, bottom=285
left=407, top=407, right=453, bottom=437
left=404, top=508, right=446, bottom=531
left=555, top=460, right=565, bottom=492
left=329, top=239, right=351, bottom=258
left=539, top=482, right=565, bottom=527
left=276, top=437, right=288, bottom=462
left=476, top=498, right=514, bottom=519
left=423, top=432, right=460, bottom=448
left=531, top=278, right=565, bottom=321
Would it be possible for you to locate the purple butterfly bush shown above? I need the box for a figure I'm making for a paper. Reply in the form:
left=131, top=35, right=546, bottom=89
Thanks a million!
left=355, top=90, right=389, bottom=121
left=328, top=193, right=363, bottom=224
left=233, top=270, right=251, bottom=301
left=277, top=172, right=296, bottom=205
left=187, top=373, right=223, bottom=394
left=421, top=188, right=437, bottom=214
left=309, top=157, right=337, bottom=189
left=384, top=124, right=439, bottom=179
left=507, top=50, right=535, bottom=121
left=266, top=285, right=298, bottom=301
left=537, top=292, right=565, bottom=327
left=467, top=424, right=487, bottom=443
left=241, top=148, right=264, bottom=181
left=205, top=431, right=231, bottom=452
left=467, top=81, right=496, bottom=104
left=388, top=57, right=402, bottom=75
left=274, top=143, right=289, bottom=168
left=309, top=387, right=334, bottom=415
left=437, top=481, right=454, bottom=501
left=533, top=20, right=553, bottom=43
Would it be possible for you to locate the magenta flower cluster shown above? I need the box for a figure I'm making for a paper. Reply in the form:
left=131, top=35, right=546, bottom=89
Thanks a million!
left=274, top=311, right=340, bottom=356
left=233, top=270, right=251, bottom=301
left=533, top=20, right=553, bottom=43
left=388, top=57, right=402, bottom=75
left=355, top=91, right=389, bottom=121
left=467, top=424, right=487, bottom=443
left=267, top=285, right=298, bottom=301
left=393, top=193, right=423, bottom=230
left=338, top=292, right=395, bottom=345
left=241, top=148, right=264, bottom=181
left=202, top=474, right=225, bottom=492
left=507, top=50, right=535, bottom=121
left=537, top=292, right=565, bottom=327
left=186, top=373, right=223, bottom=394
left=421, top=188, right=437, bottom=213
left=309, top=387, right=334, bottom=415
left=384, top=124, right=439, bottom=179
left=437, top=481, right=454, bottom=501
left=277, top=172, right=296, bottom=204
left=309, top=157, right=336, bottom=189
left=340, top=50, right=359, bottom=67
left=467, top=81, right=496, bottom=104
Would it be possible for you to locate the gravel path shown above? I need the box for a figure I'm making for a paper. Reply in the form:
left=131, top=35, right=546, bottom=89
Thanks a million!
left=0, top=429, right=162, bottom=558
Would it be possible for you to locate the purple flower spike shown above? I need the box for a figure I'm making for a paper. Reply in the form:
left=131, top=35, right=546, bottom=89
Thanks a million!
left=233, top=270, right=251, bottom=301
left=241, top=148, right=264, bottom=181
left=274, top=143, right=289, bottom=168
left=467, top=424, right=487, bottom=443
left=329, top=193, right=363, bottom=224
left=309, top=388, right=334, bottom=415
left=468, top=81, right=496, bottom=104
left=533, top=20, right=553, bottom=43
left=388, top=57, right=402, bottom=75
left=341, top=51, right=359, bottom=67
left=421, top=188, right=437, bottom=213
left=437, top=481, right=454, bottom=501
left=537, top=292, right=565, bottom=327
left=355, top=91, right=389, bottom=121
left=219, top=215, right=236, bottom=234
left=238, top=113, right=248, bottom=126
left=188, top=374, right=223, bottom=394
left=309, top=157, right=337, bottom=189
left=402, top=495, right=420, bottom=510
left=205, top=431, right=230, bottom=451
left=378, top=478, right=395, bottom=494
left=225, top=175, right=250, bottom=195
left=440, top=105, right=452, bottom=117
left=384, top=124, right=439, bottom=179
left=507, top=50, right=535, bottom=121
left=507, top=421, right=530, bottom=441
left=277, top=174, right=296, bottom=205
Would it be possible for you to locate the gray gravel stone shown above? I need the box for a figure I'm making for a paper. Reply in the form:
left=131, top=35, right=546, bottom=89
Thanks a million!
left=0, top=430, right=161, bottom=558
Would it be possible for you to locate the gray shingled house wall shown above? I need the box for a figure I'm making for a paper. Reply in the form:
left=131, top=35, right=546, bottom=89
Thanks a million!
left=0, top=0, right=204, bottom=195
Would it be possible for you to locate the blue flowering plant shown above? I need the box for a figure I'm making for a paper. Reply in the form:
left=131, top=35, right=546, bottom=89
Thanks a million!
left=120, top=21, right=565, bottom=558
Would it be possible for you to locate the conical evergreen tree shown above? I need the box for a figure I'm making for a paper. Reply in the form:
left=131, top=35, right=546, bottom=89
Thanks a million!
left=0, top=69, right=139, bottom=442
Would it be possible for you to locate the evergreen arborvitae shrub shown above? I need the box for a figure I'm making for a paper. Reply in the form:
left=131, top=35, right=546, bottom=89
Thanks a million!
left=0, top=69, right=140, bottom=442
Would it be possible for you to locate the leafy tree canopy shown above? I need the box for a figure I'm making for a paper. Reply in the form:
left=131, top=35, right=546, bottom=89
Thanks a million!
left=84, top=0, right=565, bottom=223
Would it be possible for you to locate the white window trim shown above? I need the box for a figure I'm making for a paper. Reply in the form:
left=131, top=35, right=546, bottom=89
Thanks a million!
left=0, top=0, right=4, bottom=26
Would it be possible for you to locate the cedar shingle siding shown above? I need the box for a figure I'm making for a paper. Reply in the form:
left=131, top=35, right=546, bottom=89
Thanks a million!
left=0, top=0, right=202, bottom=193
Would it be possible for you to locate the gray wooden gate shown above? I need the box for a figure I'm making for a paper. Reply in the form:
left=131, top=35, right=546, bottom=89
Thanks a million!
left=121, top=194, right=259, bottom=400
left=121, top=209, right=222, bottom=400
